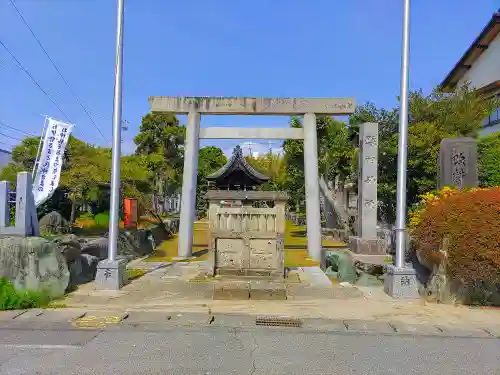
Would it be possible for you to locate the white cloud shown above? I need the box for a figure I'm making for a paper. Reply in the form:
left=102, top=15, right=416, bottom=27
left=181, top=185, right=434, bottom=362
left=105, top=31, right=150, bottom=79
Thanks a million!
left=223, top=142, right=283, bottom=159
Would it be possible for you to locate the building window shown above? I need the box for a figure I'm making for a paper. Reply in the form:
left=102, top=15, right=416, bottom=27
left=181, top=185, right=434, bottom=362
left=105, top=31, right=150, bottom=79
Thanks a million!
left=483, top=94, right=500, bottom=128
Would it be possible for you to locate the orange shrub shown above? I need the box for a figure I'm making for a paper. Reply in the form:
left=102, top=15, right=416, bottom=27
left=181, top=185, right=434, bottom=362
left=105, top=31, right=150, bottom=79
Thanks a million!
left=412, top=187, right=500, bottom=288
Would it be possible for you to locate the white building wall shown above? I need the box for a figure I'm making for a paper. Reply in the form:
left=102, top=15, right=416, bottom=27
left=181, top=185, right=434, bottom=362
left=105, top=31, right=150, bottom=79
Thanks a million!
left=458, top=34, right=500, bottom=89
left=479, top=122, right=500, bottom=136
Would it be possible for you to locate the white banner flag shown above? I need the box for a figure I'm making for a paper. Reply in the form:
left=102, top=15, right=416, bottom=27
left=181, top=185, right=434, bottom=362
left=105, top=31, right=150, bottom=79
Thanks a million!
left=33, top=118, right=74, bottom=207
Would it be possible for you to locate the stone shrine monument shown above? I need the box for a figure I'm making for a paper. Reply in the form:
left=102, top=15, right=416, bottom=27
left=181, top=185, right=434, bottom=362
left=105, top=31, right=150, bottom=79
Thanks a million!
left=205, top=145, right=287, bottom=279
left=439, top=137, right=478, bottom=189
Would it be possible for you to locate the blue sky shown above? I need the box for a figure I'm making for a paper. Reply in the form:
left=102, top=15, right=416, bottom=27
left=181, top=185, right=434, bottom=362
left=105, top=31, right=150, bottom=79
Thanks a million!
left=0, top=0, right=498, bottom=156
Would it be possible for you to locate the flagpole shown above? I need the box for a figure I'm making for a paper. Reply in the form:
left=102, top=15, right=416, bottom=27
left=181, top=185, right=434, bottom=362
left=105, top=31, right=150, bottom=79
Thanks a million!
left=394, top=0, right=411, bottom=268
left=32, top=115, right=49, bottom=179
left=107, top=0, right=125, bottom=263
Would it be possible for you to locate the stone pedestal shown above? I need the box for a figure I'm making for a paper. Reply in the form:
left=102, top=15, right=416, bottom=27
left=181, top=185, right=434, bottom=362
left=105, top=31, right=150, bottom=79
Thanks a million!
left=349, top=236, right=387, bottom=255
left=95, top=259, right=128, bottom=290
left=384, top=264, right=419, bottom=299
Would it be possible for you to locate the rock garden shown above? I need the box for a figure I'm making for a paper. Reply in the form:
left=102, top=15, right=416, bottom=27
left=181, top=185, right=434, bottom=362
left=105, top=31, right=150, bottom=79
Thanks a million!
left=0, top=210, right=179, bottom=309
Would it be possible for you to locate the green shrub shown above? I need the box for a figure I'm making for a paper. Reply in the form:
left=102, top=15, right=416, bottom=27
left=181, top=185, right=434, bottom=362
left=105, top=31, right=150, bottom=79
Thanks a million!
left=94, top=212, right=110, bottom=228
left=478, top=133, right=500, bottom=187
left=0, top=278, right=53, bottom=310
left=411, top=187, right=500, bottom=305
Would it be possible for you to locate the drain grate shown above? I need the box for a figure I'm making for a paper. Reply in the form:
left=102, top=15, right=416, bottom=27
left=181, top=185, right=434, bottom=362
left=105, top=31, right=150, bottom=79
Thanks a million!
left=255, top=316, right=302, bottom=328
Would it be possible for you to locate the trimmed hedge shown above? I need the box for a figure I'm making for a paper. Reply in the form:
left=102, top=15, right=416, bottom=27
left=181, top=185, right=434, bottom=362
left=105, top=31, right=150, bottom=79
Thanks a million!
left=479, top=133, right=500, bottom=187
left=411, top=187, right=500, bottom=300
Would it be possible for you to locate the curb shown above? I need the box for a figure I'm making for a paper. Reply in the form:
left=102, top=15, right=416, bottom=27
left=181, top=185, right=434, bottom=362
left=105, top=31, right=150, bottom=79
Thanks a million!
left=2, top=309, right=497, bottom=339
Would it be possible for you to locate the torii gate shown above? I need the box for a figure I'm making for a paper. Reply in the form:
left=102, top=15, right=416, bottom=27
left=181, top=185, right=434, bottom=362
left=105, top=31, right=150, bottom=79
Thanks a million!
left=148, top=96, right=356, bottom=264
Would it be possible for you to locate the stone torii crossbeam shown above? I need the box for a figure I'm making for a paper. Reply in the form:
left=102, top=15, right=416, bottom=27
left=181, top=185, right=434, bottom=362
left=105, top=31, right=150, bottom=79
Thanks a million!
left=148, top=96, right=356, bottom=264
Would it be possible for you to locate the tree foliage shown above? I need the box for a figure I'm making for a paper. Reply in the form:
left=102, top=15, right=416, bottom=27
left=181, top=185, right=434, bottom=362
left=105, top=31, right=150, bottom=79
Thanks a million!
left=246, top=152, right=287, bottom=191
left=1, top=135, right=154, bottom=221
left=134, top=113, right=185, bottom=195
left=283, top=117, right=305, bottom=209
left=280, top=83, right=498, bottom=223
left=196, top=146, right=227, bottom=216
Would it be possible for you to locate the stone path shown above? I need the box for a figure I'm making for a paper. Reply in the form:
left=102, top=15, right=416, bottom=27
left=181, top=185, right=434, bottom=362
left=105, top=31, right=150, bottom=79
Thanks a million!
left=56, top=260, right=500, bottom=332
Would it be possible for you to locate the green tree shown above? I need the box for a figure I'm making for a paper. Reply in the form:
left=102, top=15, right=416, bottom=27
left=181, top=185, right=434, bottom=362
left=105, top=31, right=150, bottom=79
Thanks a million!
left=196, top=146, right=227, bottom=216
left=1, top=135, right=156, bottom=222
left=283, top=117, right=305, bottom=210
left=348, top=83, right=499, bottom=223
left=246, top=152, right=287, bottom=191
left=134, top=113, right=186, bottom=207
left=317, top=116, right=355, bottom=183
left=60, top=141, right=110, bottom=221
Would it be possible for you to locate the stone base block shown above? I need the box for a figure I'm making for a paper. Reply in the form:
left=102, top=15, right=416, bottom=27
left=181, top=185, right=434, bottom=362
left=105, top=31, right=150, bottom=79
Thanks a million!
left=216, top=268, right=284, bottom=279
left=95, top=259, right=128, bottom=290
left=349, top=236, right=388, bottom=255
left=249, top=281, right=286, bottom=300
left=384, top=264, right=420, bottom=299
left=213, top=281, right=249, bottom=300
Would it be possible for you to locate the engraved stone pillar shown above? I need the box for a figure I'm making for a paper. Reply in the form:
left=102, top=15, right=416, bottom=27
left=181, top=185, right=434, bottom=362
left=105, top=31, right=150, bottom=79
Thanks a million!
left=15, top=172, right=39, bottom=236
left=0, top=181, right=10, bottom=228
left=303, top=113, right=322, bottom=263
left=357, top=122, right=378, bottom=239
left=439, top=137, right=478, bottom=189
left=349, top=123, right=385, bottom=254
left=177, top=110, right=200, bottom=259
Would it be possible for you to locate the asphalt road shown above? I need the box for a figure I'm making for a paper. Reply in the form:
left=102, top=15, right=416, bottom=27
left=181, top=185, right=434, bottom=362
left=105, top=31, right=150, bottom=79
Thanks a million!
left=0, top=324, right=498, bottom=375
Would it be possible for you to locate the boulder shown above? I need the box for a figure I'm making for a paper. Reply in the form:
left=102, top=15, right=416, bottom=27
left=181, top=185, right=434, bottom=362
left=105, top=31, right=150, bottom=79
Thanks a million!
left=54, top=234, right=81, bottom=263
left=354, top=260, right=385, bottom=276
left=80, top=237, right=109, bottom=260
left=80, top=230, right=154, bottom=260
left=0, top=236, right=69, bottom=298
left=150, top=224, right=171, bottom=246
left=39, top=211, right=70, bottom=234
left=68, top=253, right=99, bottom=287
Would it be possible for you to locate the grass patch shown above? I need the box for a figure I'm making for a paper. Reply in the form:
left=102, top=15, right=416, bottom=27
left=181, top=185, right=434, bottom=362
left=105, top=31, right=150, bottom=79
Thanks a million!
left=284, top=221, right=344, bottom=249
left=127, top=269, right=147, bottom=281
left=284, top=249, right=319, bottom=268
left=283, top=221, right=345, bottom=267
left=145, top=221, right=210, bottom=262
left=0, top=278, right=54, bottom=311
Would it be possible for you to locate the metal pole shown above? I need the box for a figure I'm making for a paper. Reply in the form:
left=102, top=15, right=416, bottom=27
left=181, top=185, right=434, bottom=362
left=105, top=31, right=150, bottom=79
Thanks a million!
left=107, top=0, right=125, bottom=262
left=394, top=0, right=411, bottom=269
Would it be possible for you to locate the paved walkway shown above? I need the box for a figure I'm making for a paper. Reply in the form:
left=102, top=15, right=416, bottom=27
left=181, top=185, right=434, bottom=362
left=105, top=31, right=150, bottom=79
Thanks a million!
left=54, top=261, right=500, bottom=332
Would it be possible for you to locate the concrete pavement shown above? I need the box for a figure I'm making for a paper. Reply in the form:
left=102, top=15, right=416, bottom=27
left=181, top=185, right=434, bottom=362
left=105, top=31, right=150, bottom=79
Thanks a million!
left=1, top=308, right=499, bottom=338
left=0, top=316, right=498, bottom=375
